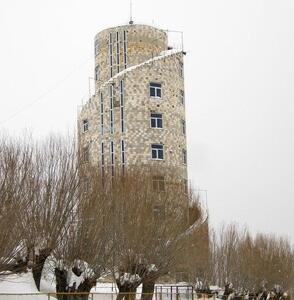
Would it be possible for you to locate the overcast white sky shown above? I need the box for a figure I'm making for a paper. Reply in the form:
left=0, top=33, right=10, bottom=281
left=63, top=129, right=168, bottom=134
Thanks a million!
left=0, top=0, right=294, bottom=239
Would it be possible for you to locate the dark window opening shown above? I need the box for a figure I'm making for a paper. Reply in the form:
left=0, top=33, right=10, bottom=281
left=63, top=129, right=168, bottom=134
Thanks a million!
left=82, top=119, right=89, bottom=132
left=150, top=82, right=162, bottom=98
left=151, top=113, right=163, bottom=128
left=152, top=176, right=165, bottom=192
left=151, top=144, right=164, bottom=160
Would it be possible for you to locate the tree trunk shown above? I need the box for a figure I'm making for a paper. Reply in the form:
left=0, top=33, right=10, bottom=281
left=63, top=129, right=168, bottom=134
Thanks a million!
left=116, top=285, right=127, bottom=300
left=32, top=248, right=51, bottom=291
left=116, top=292, right=125, bottom=300
left=124, top=287, right=137, bottom=300
left=141, top=280, right=155, bottom=300
left=55, top=267, right=69, bottom=300
left=116, top=285, right=137, bottom=300
left=55, top=266, right=97, bottom=300
left=75, top=277, right=97, bottom=300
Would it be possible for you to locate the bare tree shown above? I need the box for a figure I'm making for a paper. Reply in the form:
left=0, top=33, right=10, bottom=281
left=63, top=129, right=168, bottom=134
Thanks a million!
left=108, top=167, right=207, bottom=300
left=0, top=135, right=33, bottom=275
left=0, top=134, right=82, bottom=289
left=180, top=217, right=210, bottom=289
left=209, top=223, right=294, bottom=294
left=21, top=135, right=81, bottom=290
left=53, top=166, right=113, bottom=300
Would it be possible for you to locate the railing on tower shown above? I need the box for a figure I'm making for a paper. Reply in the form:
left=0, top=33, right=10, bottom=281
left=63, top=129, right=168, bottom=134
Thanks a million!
left=165, top=30, right=184, bottom=52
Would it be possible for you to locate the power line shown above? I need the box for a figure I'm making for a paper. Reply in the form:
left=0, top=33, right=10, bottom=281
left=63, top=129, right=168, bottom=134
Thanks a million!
left=0, top=55, right=92, bottom=126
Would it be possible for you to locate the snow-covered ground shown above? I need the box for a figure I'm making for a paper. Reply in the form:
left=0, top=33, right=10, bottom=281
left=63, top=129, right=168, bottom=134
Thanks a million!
left=0, top=272, right=39, bottom=294
left=0, top=272, right=47, bottom=300
left=0, top=272, right=198, bottom=299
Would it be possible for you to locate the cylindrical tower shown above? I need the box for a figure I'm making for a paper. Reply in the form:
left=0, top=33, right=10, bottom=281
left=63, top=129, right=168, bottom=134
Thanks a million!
left=94, top=24, right=168, bottom=86
left=79, top=23, right=187, bottom=182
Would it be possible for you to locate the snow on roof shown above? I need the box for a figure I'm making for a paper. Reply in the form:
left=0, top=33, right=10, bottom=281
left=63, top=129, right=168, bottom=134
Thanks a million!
left=78, top=49, right=183, bottom=113
left=99, top=49, right=183, bottom=90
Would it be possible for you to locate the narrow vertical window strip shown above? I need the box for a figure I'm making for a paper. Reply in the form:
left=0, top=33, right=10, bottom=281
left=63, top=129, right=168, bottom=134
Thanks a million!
left=121, top=140, right=125, bottom=165
left=182, top=119, right=186, bottom=135
left=180, top=90, right=185, bottom=105
left=94, top=39, right=99, bottom=56
left=123, top=30, right=127, bottom=69
left=121, top=108, right=124, bottom=133
left=180, top=61, right=184, bottom=78
left=110, top=141, right=114, bottom=176
left=109, top=85, right=114, bottom=134
left=95, top=66, right=99, bottom=81
left=101, top=142, right=105, bottom=176
left=110, top=141, right=114, bottom=164
left=120, top=80, right=124, bottom=133
left=183, top=149, right=187, bottom=165
left=121, top=140, right=125, bottom=174
left=116, top=31, right=120, bottom=73
left=100, top=92, right=104, bottom=135
left=101, top=142, right=105, bottom=166
left=109, top=33, right=113, bottom=77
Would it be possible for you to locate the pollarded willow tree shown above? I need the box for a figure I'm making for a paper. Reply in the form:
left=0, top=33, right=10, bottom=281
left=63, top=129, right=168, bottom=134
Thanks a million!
left=0, top=135, right=33, bottom=275
left=18, top=135, right=81, bottom=290
left=0, top=134, right=81, bottom=290
left=109, top=167, right=207, bottom=300
left=53, top=166, right=114, bottom=300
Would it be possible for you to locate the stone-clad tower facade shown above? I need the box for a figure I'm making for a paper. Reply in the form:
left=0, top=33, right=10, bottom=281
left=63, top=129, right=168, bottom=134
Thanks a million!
left=78, top=23, right=188, bottom=181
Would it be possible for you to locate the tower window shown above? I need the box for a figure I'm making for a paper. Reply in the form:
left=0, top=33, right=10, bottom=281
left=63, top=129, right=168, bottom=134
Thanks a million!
left=116, top=31, right=120, bottom=73
left=151, top=144, right=164, bottom=160
left=109, top=84, right=114, bottom=134
left=182, top=149, right=187, bottom=165
left=151, top=113, right=163, bottom=128
left=180, top=90, right=185, bottom=105
left=95, top=66, right=99, bottom=81
left=94, top=39, right=99, bottom=56
left=101, top=142, right=105, bottom=166
left=100, top=92, right=104, bottom=135
left=179, top=62, right=184, bottom=77
left=82, top=119, right=89, bottom=132
left=109, top=33, right=113, bottom=77
left=110, top=141, right=114, bottom=164
left=110, top=141, right=114, bottom=176
left=101, top=142, right=105, bottom=175
left=181, top=120, right=186, bottom=135
left=120, top=80, right=125, bottom=133
left=152, top=176, right=165, bottom=192
left=121, top=140, right=125, bottom=174
left=123, top=30, right=127, bottom=69
left=121, top=140, right=125, bottom=165
left=183, top=179, right=188, bottom=194
left=83, top=146, right=89, bottom=163
left=150, top=83, right=162, bottom=98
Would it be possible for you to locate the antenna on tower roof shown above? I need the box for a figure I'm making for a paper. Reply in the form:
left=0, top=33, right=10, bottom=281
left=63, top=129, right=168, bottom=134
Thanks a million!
left=129, top=0, right=134, bottom=24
